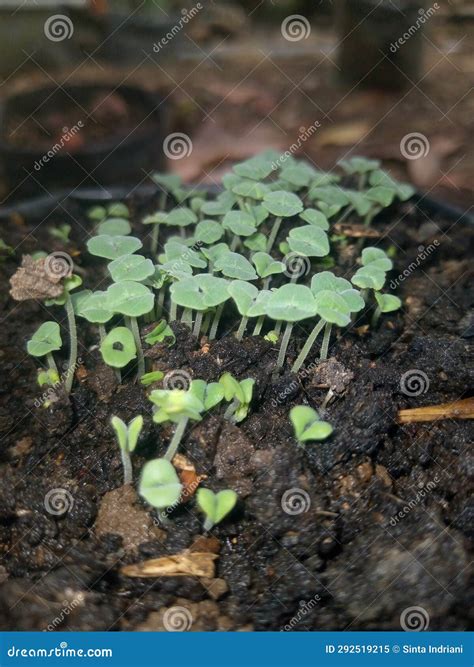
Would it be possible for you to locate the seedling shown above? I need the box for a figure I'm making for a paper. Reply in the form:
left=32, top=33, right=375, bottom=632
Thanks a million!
left=265, top=284, right=317, bottom=368
left=372, top=292, right=402, bottom=326
left=290, top=405, right=333, bottom=445
left=87, top=205, right=107, bottom=222
left=27, top=321, right=62, bottom=377
left=196, top=488, right=238, bottom=532
left=262, top=190, right=304, bottom=252
left=194, top=220, right=224, bottom=245
left=87, top=235, right=142, bottom=260
left=144, top=320, right=176, bottom=347
left=97, top=218, right=132, bottom=236
left=100, top=326, right=136, bottom=369
left=108, top=255, right=155, bottom=283
left=111, top=415, right=143, bottom=485
left=227, top=280, right=271, bottom=340
left=149, top=388, right=205, bottom=460
left=251, top=252, right=285, bottom=283
left=219, top=372, right=255, bottom=423
left=107, top=202, right=129, bottom=218
left=189, top=379, right=225, bottom=411
left=170, top=274, right=230, bottom=337
left=213, top=251, right=258, bottom=281
left=140, top=370, right=165, bottom=386
left=49, top=223, right=71, bottom=243
left=139, top=458, right=183, bottom=511
left=351, top=247, right=392, bottom=291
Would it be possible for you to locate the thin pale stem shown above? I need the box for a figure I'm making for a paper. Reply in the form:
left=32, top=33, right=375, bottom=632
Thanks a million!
left=151, top=224, right=160, bottom=256
left=181, top=307, right=192, bottom=327
left=170, top=300, right=177, bottom=322
left=98, top=324, right=106, bottom=344
left=320, top=322, right=332, bottom=360
left=121, top=449, right=133, bottom=486
left=46, top=352, right=59, bottom=376
left=252, top=315, right=264, bottom=336
left=224, top=399, right=238, bottom=422
left=230, top=236, right=239, bottom=251
left=193, top=311, right=204, bottom=338
left=262, top=277, right=271, bottom=290
left=371, top=306, right=381, bottom=328
left=291, top=318, right=326, bottom=374
left=209, top=304, right=224, bottom=340
left=64, top=294, right=77, bottom=394
left=266, top=216, right=282, bottom=253
left=277, top=322, right=293, bottom=368
left=165, top=417, right=188, bottom=461
left=203, top=517, right=214, bottom=532
left=236, top=316, right=248, bottom=341
left=129, top=316, right=145, bottom=378
left=274, top=320, right=283, bottom=336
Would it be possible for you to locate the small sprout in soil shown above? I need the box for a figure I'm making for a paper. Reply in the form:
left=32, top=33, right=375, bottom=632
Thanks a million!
left=107, top=202, right=129, bottom=218
left=139, top=458, right=183, bottom=511
left=214, top=251, right=258, bottom=281
left=49, top=223, right=71, bottom=243
left=196, top=488, right=238, bottom=532
left=87, top=235, right=142, bottom=260
left=372, top=292, right=402, bottom=327
left=111, top=415, right=143, bottom=485
left=287, top=225, right=330, bottom=258
left=87, top=205, right=107, bottom=222
left=227, top=280, right=270, bottom=340
left=27, top=321, right=62, bottom=380
left=144, top=320, right=176, bottom=347
left=262, top=190, right=304, bottom=252
left=97, top=218, right=132, bottom=236
left=140, top=370, right=165, bottom=386
left=108, top=254, right=155, bottom=283
left=290, top=405, right=333, bottom=446
left=149, top=388, right=204, bottom=460
left=189, top=379, right=225, bottom=411
left=219, top=372, right=255, bottom=423
left=351, top=246, right=392, bottom=291
left=100, top=326, right=136, bottom=369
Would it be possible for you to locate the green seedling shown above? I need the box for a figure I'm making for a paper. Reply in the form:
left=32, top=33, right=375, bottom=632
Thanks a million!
left=290, top=405, right=333, bottom=445
left=144, top=320, right=176, bottom=347
left=372, top=292, right=402, bottom=327
left=170, top=275, right=230, bottom=337
left=232, top=179, right=270, bottom=202
left=287, top=225, right=330, bottom=259
left=87, top=205, right=107, bottom=222
left=108, top=255, right=155, bottom=283
left=251, top=252, right=285, bottom=283
left=107, top=202, right=129, bottom=218
left=111, top=415, right=143, bottom=485
left=87, top=235, right=142, bottom=260
left=299, top=208, right=330, bottom=230
left=222, top=210, right=257, bottom=250
left=262, top=190, right=304, bottom=253
left=97, top=218, right=132, bottom=236
left=219, top=372, right=255, bottom=423
left=214, top=251, right=258, bottom=281
left=166, top=207, right=198, bottom=229
left=196, top=488, right=238, bottom=532
left=100, top=326, right=136, bottom=369
left=149, top=388, right=205, bottom=460
left=338, top=156, right=380, bottom=189
left=227, top=280, right=271, bottom=340
left=294, top=271, right=365, bottom=366
left=243, top=232, right=267, bottom=253
left=139, top=458, right=183, bottom=512
left=140, top=370, right=165, bottom=386
left=369, top=169, right=415, bottom=201
left=27, top=321, right=62, bottom=378
left=75, top=290, right=113, bottom=342
left=280, top=161, right=317, bottom=188
left=201, top=191, right=236, bottom=216
left=265, top=284, right=317, bottom=368
left=233, top=153, right=275, bottom=181
left=194, top=220, right=224, bottom=245
left=49, top=223, right=71, bottom=243
left=351, top=247, right=392, bottom=291
left=106, top=281, right=154, bottom=376
left=189, top=379, right=225, bottom=411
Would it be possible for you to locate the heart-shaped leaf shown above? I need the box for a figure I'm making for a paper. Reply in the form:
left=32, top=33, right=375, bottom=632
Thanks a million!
left=106, top=281, right=154, bottom=317
left=290, top=405, right=333, bottom=443
left=139, top=458, right=183, bottom=509
left=262, top=190, right=304, bottom=217
left=87, top=235, right=142, bottom=260
left=288, top=226, right=329, bottom=257
left=108, top=255, right=155, bottom=283
left=27, top=321, right=62, bottom=357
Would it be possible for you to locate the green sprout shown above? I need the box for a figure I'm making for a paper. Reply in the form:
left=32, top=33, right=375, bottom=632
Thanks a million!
left=97, top=218, right=132, bottom=236
left=107, top=202, right=130, bottom=218
left=219, top=372, right=255, bottom=423
left=170, top=274, right=230, bottom=338
left=87, top=205, right=107, bottom=222
left=372, top=292, right=402, bottom=327
left=351, top=247, right=392, bottom=291
left=144, top=320, right=176, bottom=347
left=140, top=370, right=165, bottom=386
left=290, top=406, right=333, bottom=446
left=149, top=388, right=205, bottom=461
left=265, top=284, right=317, bottom=368
left=262, top=190, right=304, bottom=253
left=108, top=255, right=155, bottom=283
left=196, top=488, right=238, bottom=532
left=111, top=415, right=143, bottom=485
left=49, top=223, right=71, bottom=243
left=189, top=379, right=225, bottom=411
left=87, top=235, right=142, bottom=260
left=100, top=326, right=136, bottom=369
left=227, top=280, right=271, bottom=340
left=27, top=321, right=62, bottom=378
left=139, top=458, right=183, bottom=511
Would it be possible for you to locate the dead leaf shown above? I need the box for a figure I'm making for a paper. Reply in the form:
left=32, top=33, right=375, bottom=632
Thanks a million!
left=121, top=551, right=218, bottom=578
left=172, top=454, right=206, bottom=502
left=316, top=121, right=370, bottom=147
left=334, top=223, right=381, bottom=238
left=398, top=397, right=474, bottom=423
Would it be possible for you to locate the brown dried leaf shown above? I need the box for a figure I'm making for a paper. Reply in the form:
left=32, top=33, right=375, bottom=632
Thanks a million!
left=333, top=223, right=381, bottom=238
left=121, top=551, right=218, bottom=578
left=9, top=255, right=69, bottom=301
left=398, top=397, right=474, bottom=423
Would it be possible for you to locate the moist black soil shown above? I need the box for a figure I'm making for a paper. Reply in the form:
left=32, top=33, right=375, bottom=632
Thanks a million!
left=0, top=194, right=472, bottom=632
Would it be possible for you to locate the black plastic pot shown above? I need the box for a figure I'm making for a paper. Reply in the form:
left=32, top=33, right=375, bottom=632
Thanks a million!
left=0, top=83, right=168, bottom=200
left=336, top=0, right=427, bottom=89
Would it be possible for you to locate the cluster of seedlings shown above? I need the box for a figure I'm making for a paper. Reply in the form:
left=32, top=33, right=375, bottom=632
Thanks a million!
left=10, top=152, right=410, bottom=531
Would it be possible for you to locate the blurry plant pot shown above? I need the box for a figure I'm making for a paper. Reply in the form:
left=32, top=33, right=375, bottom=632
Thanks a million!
left=0, top=83, right=167, bottom=199
left=336, top=0, right=428, bottom=89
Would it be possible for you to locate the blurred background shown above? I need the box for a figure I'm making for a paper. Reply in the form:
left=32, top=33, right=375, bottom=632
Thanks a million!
left=0, top=0, right=472, bottom=209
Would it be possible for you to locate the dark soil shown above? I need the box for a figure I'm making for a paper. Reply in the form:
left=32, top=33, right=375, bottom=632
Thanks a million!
left=0, top=194, right=472, bottom=632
